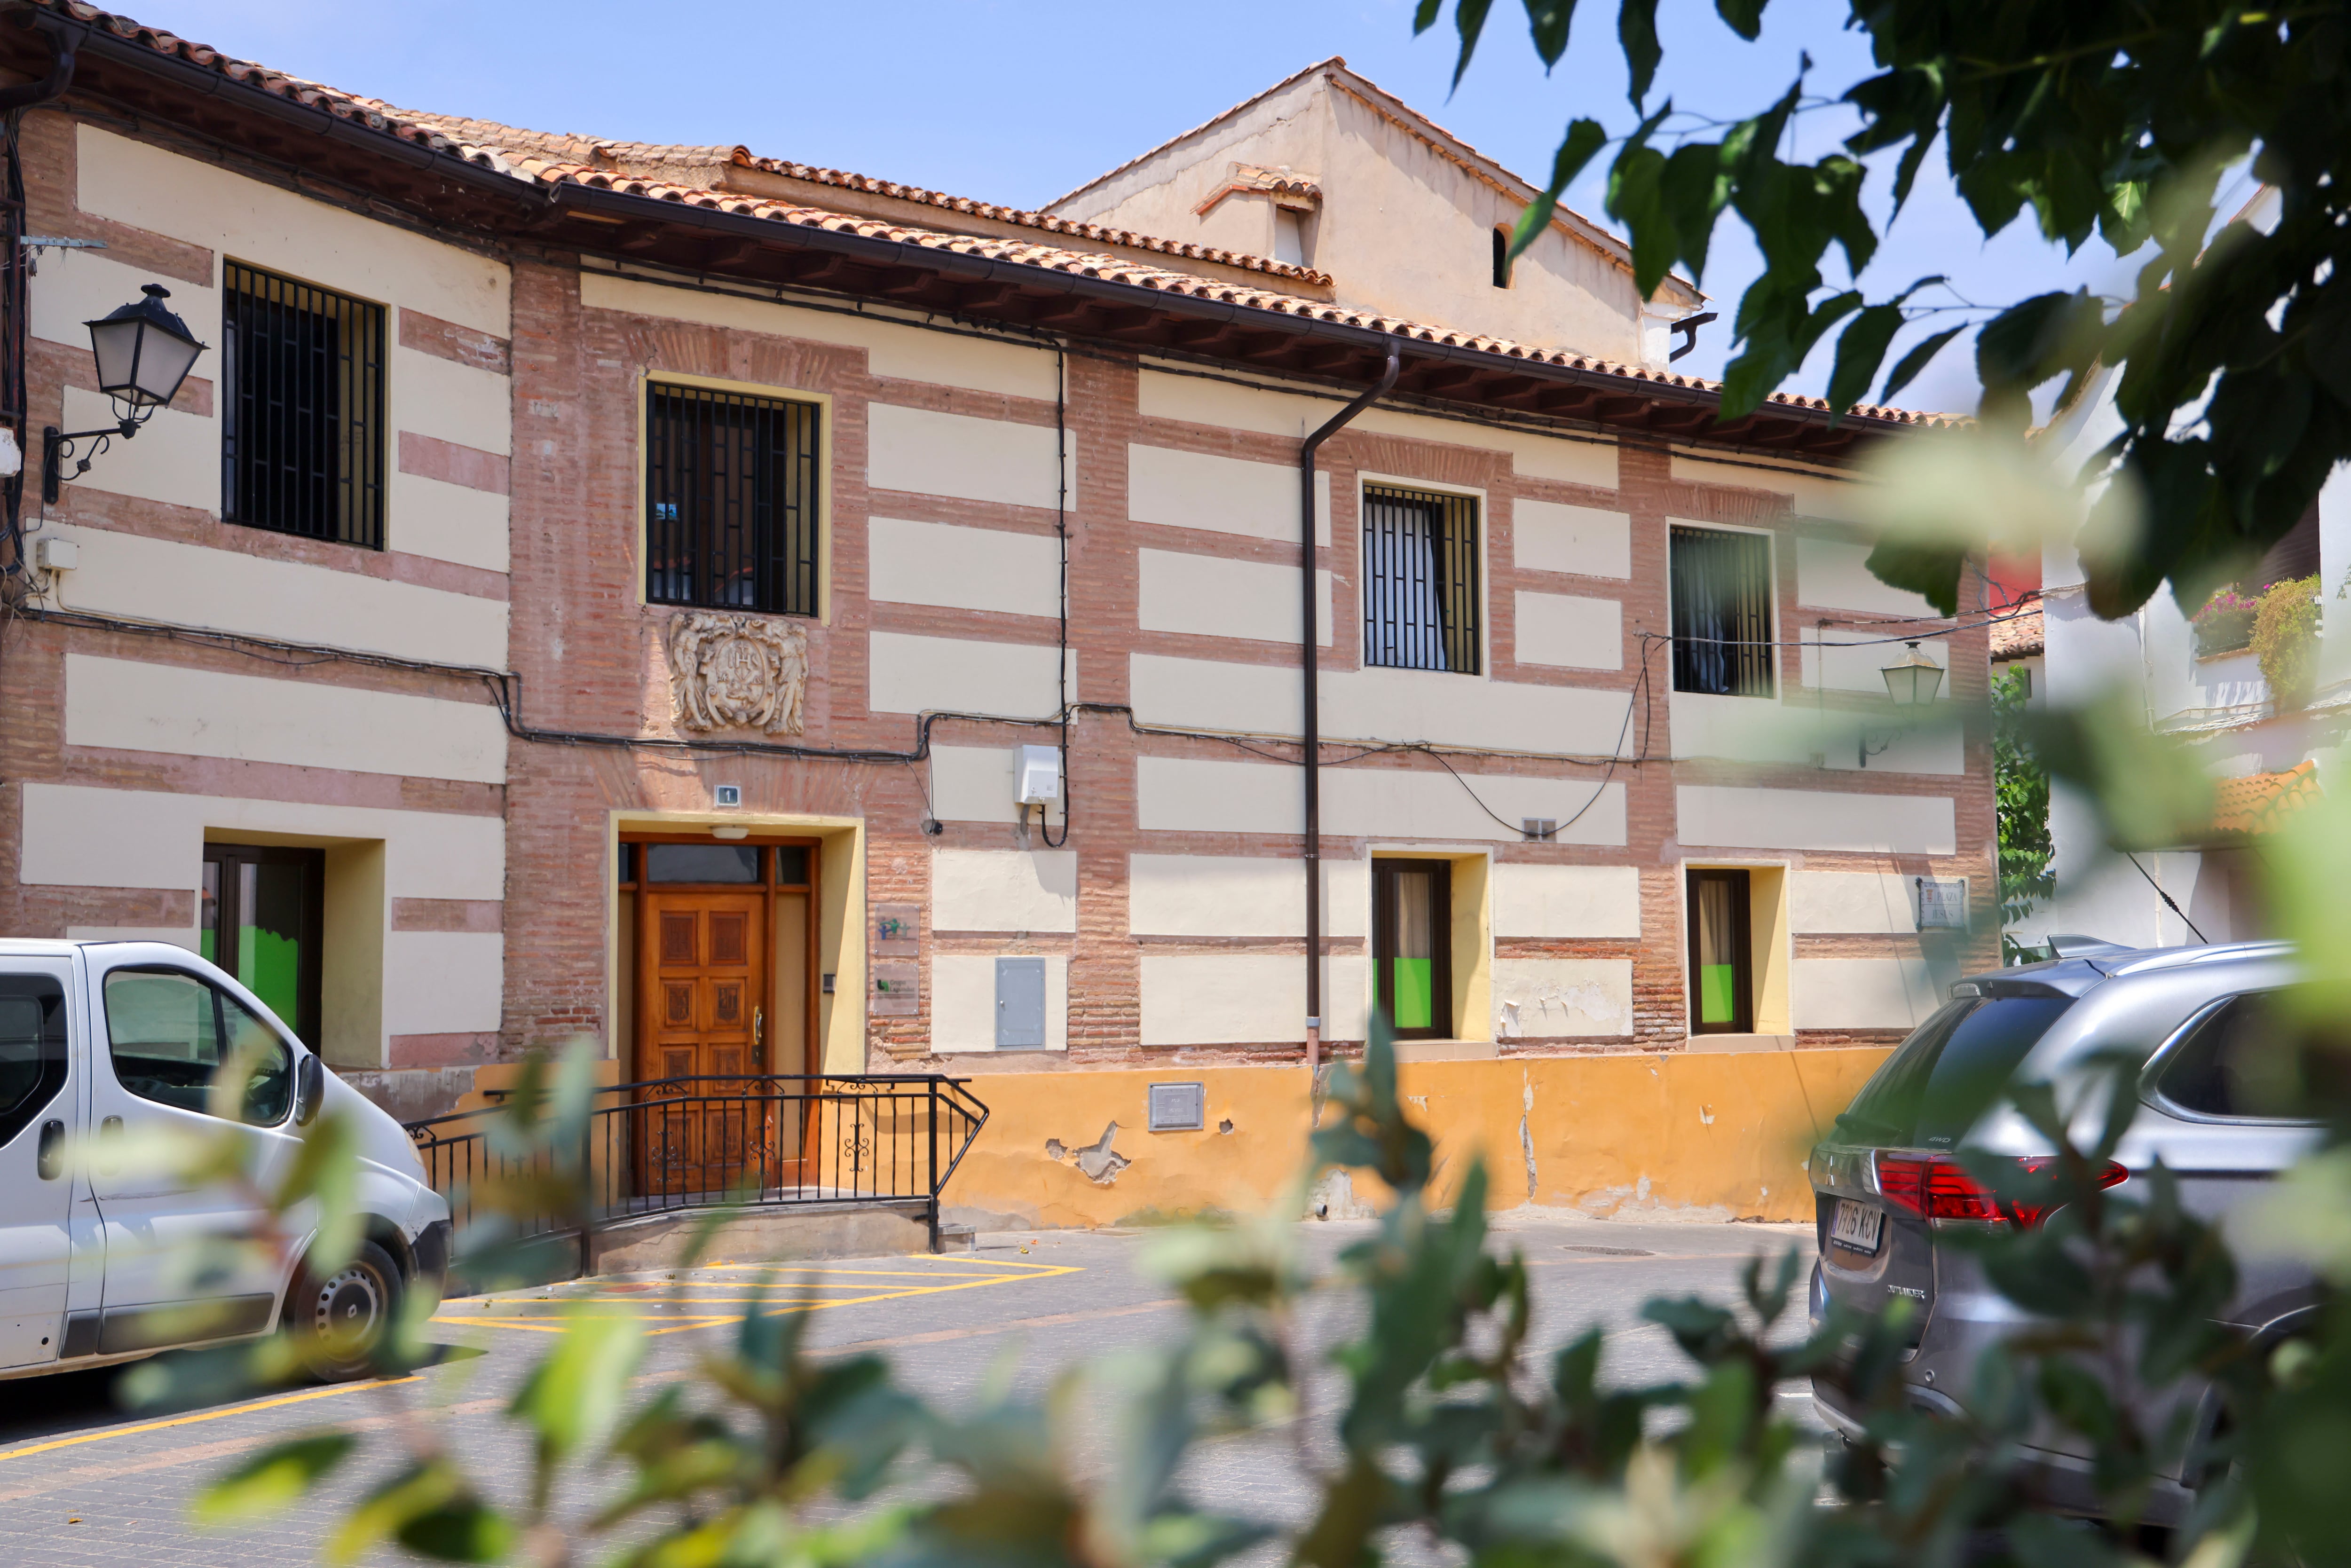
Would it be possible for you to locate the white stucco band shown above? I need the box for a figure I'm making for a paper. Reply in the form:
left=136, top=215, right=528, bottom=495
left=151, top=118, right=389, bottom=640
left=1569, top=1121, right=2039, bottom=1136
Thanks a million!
left=868, top=403, right=1071, bottom=512
left=1514, top=499, right=1631, bottom=579
left=1490, top=864, right=1642, bottom=938
left=18, top=783, right=505, bottom=899
left=1139, top=953, right=1370, bottom=1046
left=64, top=654, right=508, bottom=784
left=1790, top=956, right=1940, bottom=1031
left=1677, top=784, right=1956, bottom=856
left=1137, top=549, right=1333, bottom=645
left=868, top=516, right=1062, bottom=618
left=1128, top=853, right=1369, bottom=938
left=49, top=521, right=509, bottom=667
left=1128, top=443, right=1332, bottom=544
left=931, top=849, right=1079, bottom=933
left=1788, top=871, right=1920, bottom=934
left=1492, top=958, right=1634, bottom=1038
left=1137, top=755, right=1627, bottom=844
left=867, top=631, right=1075, bottom=719
left=384, top=931, right=504, bottom=1036
left=1513, top=591, right=1623, bottom=670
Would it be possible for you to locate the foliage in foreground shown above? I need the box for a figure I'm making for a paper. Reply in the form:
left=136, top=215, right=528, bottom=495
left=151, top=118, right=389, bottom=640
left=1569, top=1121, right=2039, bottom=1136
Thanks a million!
left=1424, top=0, right=2351, bottom=620
left=1992, top=665, right=2053, bottom=938
left=168, top=1001, right=2351, bottom=1568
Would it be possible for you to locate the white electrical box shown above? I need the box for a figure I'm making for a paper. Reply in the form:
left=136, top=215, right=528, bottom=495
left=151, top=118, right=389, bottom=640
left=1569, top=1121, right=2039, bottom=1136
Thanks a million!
left=35, top=536, right=77, bottom=572
left=0, top=427, right=21, bottom=479
left=1014, top=744, right=1062, bottom=807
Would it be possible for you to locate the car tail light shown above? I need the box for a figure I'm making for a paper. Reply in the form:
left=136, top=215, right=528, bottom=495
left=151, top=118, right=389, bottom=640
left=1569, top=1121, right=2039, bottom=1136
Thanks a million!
left=1874, top=1153, right=2126, bottom=1227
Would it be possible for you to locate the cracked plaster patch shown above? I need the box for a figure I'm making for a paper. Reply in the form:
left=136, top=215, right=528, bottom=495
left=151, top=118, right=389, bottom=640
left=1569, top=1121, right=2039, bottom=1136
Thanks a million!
left=1072, top=1122, right=1130, bottom=1185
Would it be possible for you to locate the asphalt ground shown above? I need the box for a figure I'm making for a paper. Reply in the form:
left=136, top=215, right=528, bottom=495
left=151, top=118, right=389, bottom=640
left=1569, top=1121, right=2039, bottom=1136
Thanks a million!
left=0, top=1213, right=1823, bottom=1565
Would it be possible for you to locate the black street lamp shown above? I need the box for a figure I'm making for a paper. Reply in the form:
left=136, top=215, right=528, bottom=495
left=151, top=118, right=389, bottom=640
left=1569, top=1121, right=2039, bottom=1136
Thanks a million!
left=43, top=283, right=207, bottom=504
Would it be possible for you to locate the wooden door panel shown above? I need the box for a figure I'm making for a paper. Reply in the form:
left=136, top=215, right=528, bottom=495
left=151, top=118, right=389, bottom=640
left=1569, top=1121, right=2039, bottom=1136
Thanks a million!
left=637, top=890, right=769, bottom=1195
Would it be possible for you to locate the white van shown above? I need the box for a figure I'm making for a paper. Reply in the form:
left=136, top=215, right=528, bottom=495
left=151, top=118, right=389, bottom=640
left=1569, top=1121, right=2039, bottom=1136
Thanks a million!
left=0, top=939, right=450, bottom=1383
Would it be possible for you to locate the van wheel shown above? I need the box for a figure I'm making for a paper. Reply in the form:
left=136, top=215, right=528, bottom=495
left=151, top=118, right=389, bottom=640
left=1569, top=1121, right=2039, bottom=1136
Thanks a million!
left=288, top=1239, right=402, bottom=1381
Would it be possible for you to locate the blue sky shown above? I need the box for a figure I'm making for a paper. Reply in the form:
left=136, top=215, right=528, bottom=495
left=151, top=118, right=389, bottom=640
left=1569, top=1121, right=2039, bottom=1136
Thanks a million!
left=145, top=0, right=2187, bottom=416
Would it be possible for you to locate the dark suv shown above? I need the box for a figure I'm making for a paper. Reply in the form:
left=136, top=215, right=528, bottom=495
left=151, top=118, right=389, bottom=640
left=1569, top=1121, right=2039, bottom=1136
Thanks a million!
left=1807, top=941, right=2321, bottom=1524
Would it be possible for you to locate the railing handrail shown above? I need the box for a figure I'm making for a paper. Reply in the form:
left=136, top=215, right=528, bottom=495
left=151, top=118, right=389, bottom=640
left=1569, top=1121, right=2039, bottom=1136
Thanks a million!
left=405, top=1071, right=980, bottom=1135
left=402, top=1070, right=990, bottom=1269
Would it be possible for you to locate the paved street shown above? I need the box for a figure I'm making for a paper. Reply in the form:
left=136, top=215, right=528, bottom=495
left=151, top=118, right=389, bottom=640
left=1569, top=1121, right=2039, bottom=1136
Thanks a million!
left=0, top=1215, right=1822, bottom=1565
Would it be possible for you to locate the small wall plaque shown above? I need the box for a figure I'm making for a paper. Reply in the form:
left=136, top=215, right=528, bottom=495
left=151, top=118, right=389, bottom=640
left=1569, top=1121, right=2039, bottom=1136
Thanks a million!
left=873, top=903, right=921, bottom=957
left=1147, top=1081, right=1206, bottom=1132
left=870, top=961, right=920, bottom=1016
left=1916, top=877, right=1970, bottom=930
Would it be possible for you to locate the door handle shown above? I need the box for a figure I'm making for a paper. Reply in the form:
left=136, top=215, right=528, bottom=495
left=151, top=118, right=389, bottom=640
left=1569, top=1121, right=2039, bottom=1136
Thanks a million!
left=35, top=1119, right=63, bottom=1181
left=97, top=1115, right=122, bottom=1174
left=754, top=1006, right=764, bottom=1046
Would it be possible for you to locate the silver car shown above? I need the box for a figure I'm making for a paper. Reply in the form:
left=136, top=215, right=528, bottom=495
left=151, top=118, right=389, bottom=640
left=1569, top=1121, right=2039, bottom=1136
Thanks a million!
left=1807, top=939, right=2321, bottom=1525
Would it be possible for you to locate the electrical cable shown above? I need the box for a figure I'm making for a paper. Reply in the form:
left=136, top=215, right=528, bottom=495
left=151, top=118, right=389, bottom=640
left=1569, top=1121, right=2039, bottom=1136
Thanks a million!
left=1038, top=338, right=1071, bottom=848
left=2124, top=851, right=2209, bottom=944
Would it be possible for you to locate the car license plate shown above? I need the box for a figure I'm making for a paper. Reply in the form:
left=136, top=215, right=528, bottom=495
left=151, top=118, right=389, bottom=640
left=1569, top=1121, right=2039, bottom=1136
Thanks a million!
left=1830, top=1198, right=1885, bottom=1255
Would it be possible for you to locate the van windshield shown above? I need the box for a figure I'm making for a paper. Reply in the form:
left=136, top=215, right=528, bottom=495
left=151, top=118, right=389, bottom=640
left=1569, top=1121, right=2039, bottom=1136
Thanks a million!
left=1834, top=993, right=2075, bottom=1148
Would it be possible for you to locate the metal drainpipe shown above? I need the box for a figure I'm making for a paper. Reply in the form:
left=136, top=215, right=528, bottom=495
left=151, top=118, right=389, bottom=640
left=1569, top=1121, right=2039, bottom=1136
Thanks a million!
left=0, top=32, right=76, bottom=114
left=1301, top=347, right=1399, bottom=1071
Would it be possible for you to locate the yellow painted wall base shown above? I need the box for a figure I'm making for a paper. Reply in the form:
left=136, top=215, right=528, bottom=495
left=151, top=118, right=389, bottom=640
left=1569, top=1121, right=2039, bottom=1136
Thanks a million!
left=940, top=1048, right=1891, bottom=1230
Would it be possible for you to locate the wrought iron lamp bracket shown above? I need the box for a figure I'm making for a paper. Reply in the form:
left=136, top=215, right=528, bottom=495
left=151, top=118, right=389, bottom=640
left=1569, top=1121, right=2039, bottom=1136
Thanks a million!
left=41, top=415, right=137, bottom=506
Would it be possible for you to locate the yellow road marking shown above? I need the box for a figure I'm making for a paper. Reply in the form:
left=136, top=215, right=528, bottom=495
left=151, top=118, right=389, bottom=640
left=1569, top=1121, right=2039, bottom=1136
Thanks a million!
left=0, top=1374, right=422, bottom=1466
left=433, top=1261, right=1081, bottom=1337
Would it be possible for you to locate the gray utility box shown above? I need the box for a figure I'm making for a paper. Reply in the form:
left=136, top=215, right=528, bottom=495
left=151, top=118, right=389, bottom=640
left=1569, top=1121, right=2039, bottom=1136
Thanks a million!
left=994, top=957, right=1046, bottom=1048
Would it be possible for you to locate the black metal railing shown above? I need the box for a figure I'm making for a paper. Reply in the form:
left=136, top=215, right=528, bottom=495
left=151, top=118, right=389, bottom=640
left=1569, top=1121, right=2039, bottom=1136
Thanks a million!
left=404, top=1073, right=988, bottom=1275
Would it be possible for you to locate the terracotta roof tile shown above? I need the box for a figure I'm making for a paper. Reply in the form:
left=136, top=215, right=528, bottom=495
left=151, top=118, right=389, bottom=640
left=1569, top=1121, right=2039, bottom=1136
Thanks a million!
left=388, top=112, right=1339, bottom=288
left=1990, top=599, right=2043, bottom=661
left=33, top=0, right=1956, bottom=430
left=2212, top=759, right=2322, bottom=836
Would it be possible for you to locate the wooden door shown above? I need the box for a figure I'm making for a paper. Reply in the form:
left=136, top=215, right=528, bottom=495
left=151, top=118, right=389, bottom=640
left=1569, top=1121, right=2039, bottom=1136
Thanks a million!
left=636, top=891, right=767, bottom=1195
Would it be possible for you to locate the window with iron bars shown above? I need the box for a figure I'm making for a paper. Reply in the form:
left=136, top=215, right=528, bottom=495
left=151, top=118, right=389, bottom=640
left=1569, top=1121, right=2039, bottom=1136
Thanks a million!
left=1362, top=483, right=1481, bottom=674
left=644, top=383, right=821, bottom=616
left=220, top=262, right=386, bottom=550
left=1669, top=525, right=1775, bottom=696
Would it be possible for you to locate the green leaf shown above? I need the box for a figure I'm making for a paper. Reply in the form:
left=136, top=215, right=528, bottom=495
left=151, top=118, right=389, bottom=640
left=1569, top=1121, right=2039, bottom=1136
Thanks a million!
left=192, top=1433, right=355, bottom=1528
left=1618, top=0, right=1661, bottom=107
left=396, top=1502, right=516, bottom=1563
left=1862, top=537, right=1966, bottom=617
left=1451, top=0, right=1497, bottom=88
left=1881, top=323, right=1966, bottom=404
left=1511, top=118, right=1609, bottom=263
left=276, top=1111, right=361, bottom=1274
left=1714, top=0, right=1766, bottom=40
left=330, top=1464, right=505, bottom=1567
left=1659, top=139, right=1736, bottom=285
left=1828, top=304, right=1904, bottom=416
left=1523, top=0, right=1578, bottom=67
left=1412, top=0, right=1444, bottom=31
left=509, top=1299, right=645, bottom=1506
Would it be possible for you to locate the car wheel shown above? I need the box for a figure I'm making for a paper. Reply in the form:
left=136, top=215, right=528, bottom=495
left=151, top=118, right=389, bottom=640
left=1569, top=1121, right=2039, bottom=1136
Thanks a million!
left=288, top=1238, right=402, bottom=1381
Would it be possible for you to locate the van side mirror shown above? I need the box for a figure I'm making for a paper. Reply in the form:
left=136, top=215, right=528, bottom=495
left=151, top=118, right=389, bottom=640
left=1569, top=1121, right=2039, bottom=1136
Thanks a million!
left=294, top=1053, right=326, bottom=1127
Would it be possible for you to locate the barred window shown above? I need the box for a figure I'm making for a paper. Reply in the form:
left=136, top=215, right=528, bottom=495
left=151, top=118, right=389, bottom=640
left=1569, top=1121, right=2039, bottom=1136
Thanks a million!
left=1363, top=483, right=1480, bottom=674
left=221, top=262, right=386, bottom=549
left=1670, top=525, right=1775, bottom=696
left=645, top=384, right=821, bottom=616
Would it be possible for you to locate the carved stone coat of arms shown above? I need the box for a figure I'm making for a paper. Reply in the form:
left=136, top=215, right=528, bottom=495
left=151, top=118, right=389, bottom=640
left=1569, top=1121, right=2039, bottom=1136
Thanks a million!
left=664, top=612, right=809, bottom=736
